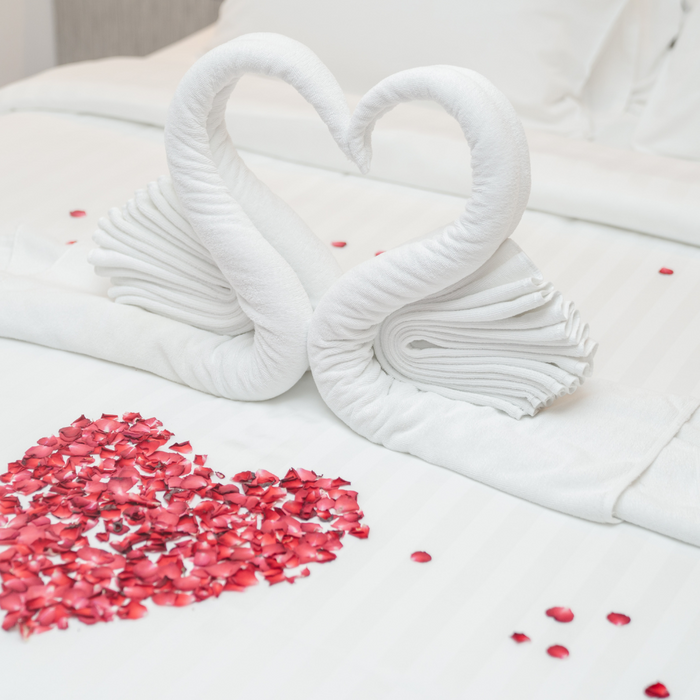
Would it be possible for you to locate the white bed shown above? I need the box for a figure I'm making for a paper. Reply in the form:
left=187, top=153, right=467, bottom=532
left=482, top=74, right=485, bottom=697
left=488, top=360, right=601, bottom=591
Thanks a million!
left=1, top=10, right=700, bottom=700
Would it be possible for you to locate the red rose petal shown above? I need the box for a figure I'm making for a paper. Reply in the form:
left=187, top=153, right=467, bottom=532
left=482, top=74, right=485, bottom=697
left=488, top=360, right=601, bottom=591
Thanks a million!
left=69, top=210, right=86, bottom=218
left=349, top=525, right=369, bottom=539
left=117, top=600, right=147, bottom=620
left=375, top=251, right=384, bottom=256
left=546, top=607, right=574, bottom=623
left=511, top=632, right=530, bottom=643
left=152, top=592, right=176, bottom=606
left=410, top=551, right=432, bottom=563
left=331, top=241, right=346, bottom=248
left=607, top=612, right=631, bottom=626
left=0, top=414, right=367, bottom=636
left=547, top=645, right=569, bottom=659
left=170, top=442, right=192, bottom=454
left=659, top=268, right=674, bottom=275
left=645, top=682, right=670, bottom=698
left=66, top=240, right=77, bottom=245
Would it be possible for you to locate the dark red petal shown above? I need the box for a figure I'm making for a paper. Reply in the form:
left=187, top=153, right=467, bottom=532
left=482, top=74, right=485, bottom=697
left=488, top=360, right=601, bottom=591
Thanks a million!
left=410, top=551, right=432, bottom=563
left=69, top=210, right=86, bottom=218
left=331, top=241, right=346, bottom=248
left=546, top=607, right=574, bottom=623
left=645, top=682, right=670, bottom=698
left=511, top=633, right=530, bottom=643
left=607, top=612, right=631, bottom=626
left=547, top=645, right=569, bottom=659
left=659, top=268, right=674, bottom=275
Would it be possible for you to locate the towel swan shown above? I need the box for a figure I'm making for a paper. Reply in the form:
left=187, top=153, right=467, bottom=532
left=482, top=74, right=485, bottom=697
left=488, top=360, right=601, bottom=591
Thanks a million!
left=88, top=34, right=353, bottom=400
left=309, top=66, right=597, bottom=422
left=306, top=67, right=700, bottom=540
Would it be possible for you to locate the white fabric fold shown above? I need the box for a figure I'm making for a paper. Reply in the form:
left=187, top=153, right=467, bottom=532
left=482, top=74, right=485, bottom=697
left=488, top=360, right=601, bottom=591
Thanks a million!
left=374, top=237, right=596, bottom=418
left=308, top=65, right=700, bottom=535
left=616, top=406, right=700, bottom=546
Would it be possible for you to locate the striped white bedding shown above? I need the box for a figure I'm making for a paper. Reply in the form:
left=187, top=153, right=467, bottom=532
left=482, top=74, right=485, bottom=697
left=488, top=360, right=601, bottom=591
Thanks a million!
left=1, top=103, right=700, bottom=698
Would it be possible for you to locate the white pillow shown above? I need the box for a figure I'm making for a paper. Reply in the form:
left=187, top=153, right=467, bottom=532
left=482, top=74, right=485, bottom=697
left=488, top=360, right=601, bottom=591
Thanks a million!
left=634, top=0, right=700, bottom=160
left=583, top=0, right=684, bottom=147
left=212, top=0, right=628, bottom=137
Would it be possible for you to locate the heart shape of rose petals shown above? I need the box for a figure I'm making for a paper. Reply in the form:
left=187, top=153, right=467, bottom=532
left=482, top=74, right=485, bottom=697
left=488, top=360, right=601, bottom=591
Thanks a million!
left=0, top=413, right=368, bottom=637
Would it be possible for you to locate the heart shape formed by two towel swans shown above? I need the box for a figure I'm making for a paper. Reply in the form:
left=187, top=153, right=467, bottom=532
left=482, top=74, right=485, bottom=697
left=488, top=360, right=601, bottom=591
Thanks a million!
left=90, top=33, right=595, bottom=415
left=86, top=33, right=700, bottom=542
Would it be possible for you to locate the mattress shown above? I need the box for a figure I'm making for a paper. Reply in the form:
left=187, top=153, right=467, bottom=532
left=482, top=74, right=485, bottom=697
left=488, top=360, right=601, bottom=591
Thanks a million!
left=1, top=27, right=700, bottom=700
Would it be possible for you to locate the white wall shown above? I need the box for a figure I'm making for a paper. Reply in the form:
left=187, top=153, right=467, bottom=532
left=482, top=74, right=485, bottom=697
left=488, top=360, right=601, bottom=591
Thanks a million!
left=0, top=0, right=56, bottom=87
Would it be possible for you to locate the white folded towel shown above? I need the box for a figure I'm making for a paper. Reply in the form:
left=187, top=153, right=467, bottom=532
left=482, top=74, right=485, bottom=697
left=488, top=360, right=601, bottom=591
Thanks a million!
left=90, top=177, right=251, bottom=336
left=374, top=237, right=596, bottom=418
left=308, top=66, right=700, bottom=535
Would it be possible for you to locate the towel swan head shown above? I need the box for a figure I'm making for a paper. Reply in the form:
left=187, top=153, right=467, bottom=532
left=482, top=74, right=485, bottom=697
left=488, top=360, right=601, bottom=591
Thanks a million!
left=309, top=66, right=597, bottom=423
left=88, top=34, right=358, bottom=401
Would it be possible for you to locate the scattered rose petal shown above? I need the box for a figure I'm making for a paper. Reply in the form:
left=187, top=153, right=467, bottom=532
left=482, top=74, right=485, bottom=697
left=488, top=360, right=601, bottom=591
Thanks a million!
left=645, top=682, right=670, bottom=698
left=69, top=210, right=86, bottom=218
left=331, top=241, right=347, bottom=248
left=66, top=240, right=77, bottom=245
left=547, top=645, right=569, bottom=659
left=546, top=607, right=574, bottom=623
left=607, top=612, right=631, bottom=626
left=410, top=551, right=432, bottom=563
left=375, top=251, right=384, bottom=256
left=0, top=414, right=368, bottom=637
left=511, top=632, right=530, bottom=643
left=659, top=268, right=674, bottom=275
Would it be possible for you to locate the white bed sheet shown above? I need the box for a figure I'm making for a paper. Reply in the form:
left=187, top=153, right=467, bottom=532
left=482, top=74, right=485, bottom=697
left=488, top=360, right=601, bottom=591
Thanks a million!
left=1, top=107, right=700, bottom=699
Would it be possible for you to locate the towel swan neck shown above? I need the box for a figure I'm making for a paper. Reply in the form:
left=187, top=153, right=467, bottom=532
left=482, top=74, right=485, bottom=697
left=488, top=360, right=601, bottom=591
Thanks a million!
left=165, top=33, right=352, bottom=311
left=349, top=66, right=531, bottom=276
left=309, top=67, right=596, bottom=422
left=89, top=34, right=355, bottom=401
